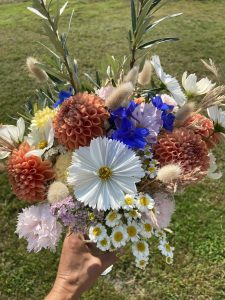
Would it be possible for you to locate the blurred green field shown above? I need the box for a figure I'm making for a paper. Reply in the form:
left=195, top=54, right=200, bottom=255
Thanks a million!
left=0, top=0, right=225, bottom=299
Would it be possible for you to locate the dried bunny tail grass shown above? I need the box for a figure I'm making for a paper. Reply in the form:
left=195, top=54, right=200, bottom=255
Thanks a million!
left=201, top=58, right=219, bottom=78
left=138, top=60, right=152, bottom=86
left=157, top=164, right=182, bottom=184
left=105, top=82, right=134, bottom=109
left=175, top=102, right=195, bottom=123
left=199, top=85, right=225, bottom=110
left=123, top=66, right=139, bottom=86
left=47, top=181, right=70, bottom=204
left=26, top=57, right=48, bottom=83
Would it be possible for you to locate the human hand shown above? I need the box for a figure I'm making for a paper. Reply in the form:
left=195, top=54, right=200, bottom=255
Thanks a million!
left=45, top=233, right=117, bottom=300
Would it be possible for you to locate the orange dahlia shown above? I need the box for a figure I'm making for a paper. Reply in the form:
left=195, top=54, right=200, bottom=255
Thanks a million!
left=184, top=113, right=220, bottom=148
left=7, top=142, right=55, bottom=203
left=54, top=93, right=109, bottom=150
left=154, top=128, right=210, bottom=176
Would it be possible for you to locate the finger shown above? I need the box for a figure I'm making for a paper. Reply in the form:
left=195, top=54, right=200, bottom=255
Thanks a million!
left=98, top=251, right=118, bottom=270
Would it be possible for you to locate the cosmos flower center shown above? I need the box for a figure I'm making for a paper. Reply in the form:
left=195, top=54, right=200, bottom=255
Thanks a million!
left=98, top=166, right=112, bottom=180
left=114, top=232, right=123, bottom=242
left=38, top=140, right=48, bottom=149
left=137, top=242, right=146, bottom=252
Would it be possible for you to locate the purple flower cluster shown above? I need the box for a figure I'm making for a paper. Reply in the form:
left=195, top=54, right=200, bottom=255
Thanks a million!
left=50, top=196, right=89, bottom=234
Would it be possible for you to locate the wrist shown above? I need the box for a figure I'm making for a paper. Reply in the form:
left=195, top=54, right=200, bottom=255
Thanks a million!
left=45, top=276, right=81, bottom=300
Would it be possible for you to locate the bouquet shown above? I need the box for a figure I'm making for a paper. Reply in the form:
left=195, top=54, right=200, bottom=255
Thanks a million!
left=1, top=0, right=224, bottom=271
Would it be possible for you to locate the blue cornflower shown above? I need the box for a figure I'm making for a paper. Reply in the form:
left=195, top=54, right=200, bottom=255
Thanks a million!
left=111, top=117, right=149, bottom=149
left=110, top=101, right=138, bottom=120
left=151, top=95, right=175, bottom=131
left=53, top=88, right=73, bottom=108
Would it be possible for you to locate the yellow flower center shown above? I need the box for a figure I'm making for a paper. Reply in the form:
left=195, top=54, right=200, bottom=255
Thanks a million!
left=88, top=212, right=95, bottom=221
left=165, top=243, right=171, bottom=252
left=100, top=239, right=107, bottom=247
left=137, top=242, right=146, bottom=252
left=93, top=227, right=101, bottom=237
left=98, top=166, right=112, bottom=180
left=129, top=210, right=138, bottom=218
left=148, top=167, right=156, bottom=173
left=108, top=211, right=117, bottom=221
left=144, top=223, right=152, bottom=232
left=125, top=196, right=134, bottom=205
left=32, top=107, right=56, bottom=129
left=37, top=140, right=48, bottom=149
left=127, top=226, right=137, bottom=237
left=114, top=232, right=123, bottom=242
left=139, top=260, right=145, bottom=266
left=139, top=196, right=150, bottom=206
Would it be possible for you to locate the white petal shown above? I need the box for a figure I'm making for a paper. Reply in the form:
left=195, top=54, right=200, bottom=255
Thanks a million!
left=17, top=118, right=25, bottom=142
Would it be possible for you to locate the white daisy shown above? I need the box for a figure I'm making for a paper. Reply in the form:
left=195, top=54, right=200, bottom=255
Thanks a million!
left=151, top=55, right=186, bottom=106
left=182, top=71, right=215, bottom=97
left=97, top=235, right=111, bottom=251
left=123, top=194, right=136, bottom=210
left=158, top=239, right=174, bottom=258
left=105, top=211, right=122, bottom=227
left=207, top=152, right=222, bottom=180
left=135, top=257, right=149, bottom=270
left=68, top=137, right=145, bottom=211
left=126, top=221, right=139, bottom=242
left=26, top=120, right=54, bottom=157
left=132, top=240, right=149, bottom=259
left=111, top=226, right=128, bottom=248
left=0, top=118, right=25, bottom=159
left=207, top=106, right=225, bottom=137
left=140, top=221, right=153, bottom=238
left=136, top=193, right=155, bottom=212
left=89, top=223, right=107, bottom=242
left=125, top=209, right=141, bottom=220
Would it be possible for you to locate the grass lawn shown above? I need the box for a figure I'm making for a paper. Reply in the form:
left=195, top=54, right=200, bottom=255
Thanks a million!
left=0, top=0, right=225, bottom=299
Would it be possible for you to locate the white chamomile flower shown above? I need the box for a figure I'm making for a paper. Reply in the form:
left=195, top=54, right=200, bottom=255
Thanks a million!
left=111, top=226, right=128, bottom=248
left=105, top=211, right=122, bottom=227
left=207, top=106, right=225, bottom=137
left=132, top=240, right=149, bottom=259
left=158, top=239, right=174, bottom=258
left=97, top=235, right=111, bottom=251
left=135, top=257, right=149, bottom=270
left=154, top=230, right=166, bottom=239
left=140, top=222, right=153, bottom=238
left=68, top=137, right=145, bottom=211
left=126, top=221, right=139, bottom=242
left=89, top=223, right=107, bottom=242
left=151, top=55, right=186, bottom=106
left=136, top=193, right=155, bottom=213
left=125, top=209, right=141, bottom=220
left=123, top=194, right=136, bottom=210
left=207, top=152, right=222, bottom=180
left=146, top=164, right=158, bottom=179
left=182, top=71, right=215, bottom=97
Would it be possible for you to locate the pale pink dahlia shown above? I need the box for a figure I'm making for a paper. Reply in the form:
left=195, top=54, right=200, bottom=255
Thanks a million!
left=16, top=204, right=62, bottom=252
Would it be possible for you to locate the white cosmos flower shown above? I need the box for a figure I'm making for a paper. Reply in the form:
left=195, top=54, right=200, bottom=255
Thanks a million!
left=136, top=193, right=155, bottom=213
left=68, top=137, right=145, bottom=211
left=26, top=120, right=54, bottom=157
left=207, top=152, right=222, bottom=180
left=135, top=257, right=149, bottom=269
left=0, top=118, right=25, bottom=159
left=151, top=55, right=186, bottom=106
left=132, top=240, right=149, bottom=259
left=105, top=211, right=122, bottom=227
left=89, top=223, right=107, bottom=242
left=111, top=225, right=128, bottom=248
left=207, top=106, right=225, bottom=137
left=158, top=239, right=174, bottom=258
left=97, top=235, right=111, bottom=251
left=182, top=71, right=215, bottom=96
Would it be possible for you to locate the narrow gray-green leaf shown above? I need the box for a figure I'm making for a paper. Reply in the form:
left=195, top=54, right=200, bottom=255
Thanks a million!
left=138, top=37, right=179, bottom=49
left=146, top=13, right=182, bottom=32
left=27, top=7, right=48, bottom=19
left=130, top=0, right=136, bottom=33
left=60, top=1, right=68, bottom=15
left=84, top=73, right=100, bottom=88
